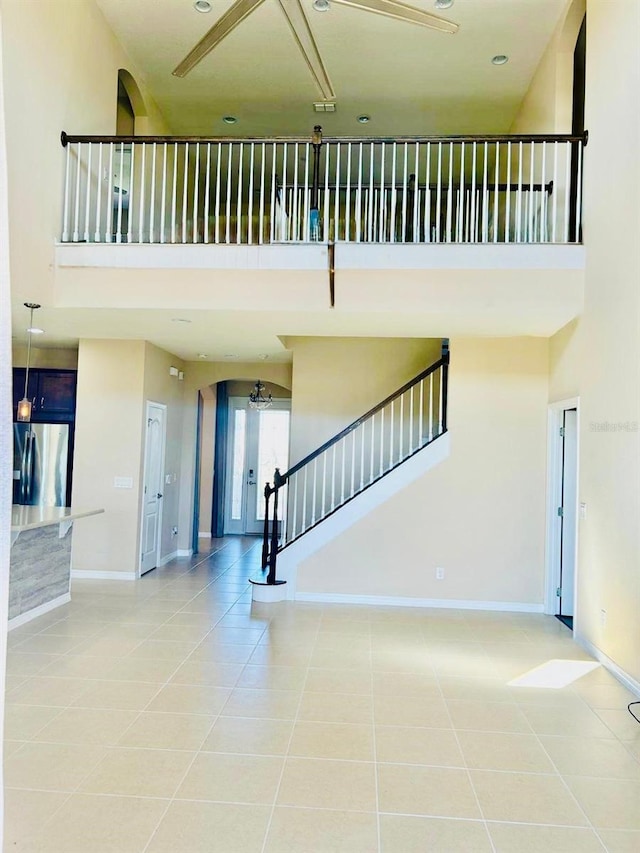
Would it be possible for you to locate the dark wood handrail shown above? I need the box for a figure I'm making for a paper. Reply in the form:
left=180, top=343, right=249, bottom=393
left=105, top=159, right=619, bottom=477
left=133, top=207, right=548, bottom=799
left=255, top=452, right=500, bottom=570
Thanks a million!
left=283, top=354, right=448, bottom=481
left=61, top=131, right=589, bottom=147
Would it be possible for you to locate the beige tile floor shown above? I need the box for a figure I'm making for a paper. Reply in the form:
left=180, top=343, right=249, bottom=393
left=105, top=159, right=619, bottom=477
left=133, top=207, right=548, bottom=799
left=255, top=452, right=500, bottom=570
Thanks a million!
left=4, top=537, right=640, bottom=852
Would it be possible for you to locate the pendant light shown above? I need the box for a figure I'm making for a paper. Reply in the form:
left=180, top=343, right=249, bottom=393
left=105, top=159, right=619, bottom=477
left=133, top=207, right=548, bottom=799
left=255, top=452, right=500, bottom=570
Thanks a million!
left=248, top=380, right=272, bottom=410
left=16, top=302, right=41, bottom=423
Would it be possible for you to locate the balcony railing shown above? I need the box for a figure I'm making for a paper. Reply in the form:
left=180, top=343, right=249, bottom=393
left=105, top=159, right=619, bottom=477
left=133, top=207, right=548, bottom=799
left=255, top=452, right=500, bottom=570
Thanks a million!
left=60, top=130, right=586, bottom=247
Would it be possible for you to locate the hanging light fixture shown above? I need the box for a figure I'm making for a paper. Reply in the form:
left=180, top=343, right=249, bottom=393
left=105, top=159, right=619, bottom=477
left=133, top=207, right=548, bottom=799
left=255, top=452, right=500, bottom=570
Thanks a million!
left=248, top=380, right=272, bottom=410
left=17, top=302, right=41, bottom=422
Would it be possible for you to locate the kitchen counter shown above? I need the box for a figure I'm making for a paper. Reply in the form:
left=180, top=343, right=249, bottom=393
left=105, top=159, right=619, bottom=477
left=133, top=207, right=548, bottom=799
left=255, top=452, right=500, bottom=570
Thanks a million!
left=9, top=505, right=104, bottom=629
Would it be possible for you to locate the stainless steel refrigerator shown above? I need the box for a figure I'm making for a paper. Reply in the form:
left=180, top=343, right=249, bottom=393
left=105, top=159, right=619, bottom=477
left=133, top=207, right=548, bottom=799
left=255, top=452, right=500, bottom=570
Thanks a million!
left=13, top=423, right=70, bottom=507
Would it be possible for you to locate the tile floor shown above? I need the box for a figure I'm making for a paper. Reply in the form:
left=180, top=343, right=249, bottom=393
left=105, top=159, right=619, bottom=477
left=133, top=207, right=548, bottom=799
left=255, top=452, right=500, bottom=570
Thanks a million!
left=4, top=537, right=640, bottom=852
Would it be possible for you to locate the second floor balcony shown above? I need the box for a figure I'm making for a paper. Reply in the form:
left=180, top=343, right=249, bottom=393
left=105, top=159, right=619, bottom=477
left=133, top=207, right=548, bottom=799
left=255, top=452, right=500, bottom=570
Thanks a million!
left=55, top=129, right=586, bottom=337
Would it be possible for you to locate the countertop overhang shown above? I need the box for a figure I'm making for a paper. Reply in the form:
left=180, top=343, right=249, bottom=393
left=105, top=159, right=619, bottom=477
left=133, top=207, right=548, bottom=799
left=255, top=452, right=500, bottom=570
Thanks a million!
left=11, top=506, right=104, bottom=535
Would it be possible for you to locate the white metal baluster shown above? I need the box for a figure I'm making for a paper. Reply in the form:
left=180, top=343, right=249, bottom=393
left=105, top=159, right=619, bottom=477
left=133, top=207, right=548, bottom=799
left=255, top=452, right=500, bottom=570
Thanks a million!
left=435, top=142, right=443, bottom=243
left=493, top=142, right=500, bottom=243
left=170, top=143, right=178, bottom=243
left=470, top=142, right=477, bottom=242
left=236, top=142, right=243, bottom=245
left=516, top=141, right=523, bottom=242
left=379, top=143, right=386, bottom=242
left=281, top=142, right=288, bottom=242
left=379, top=409, right=384, bottom=477
left=413, top=142, right=420, bottom=242
left=138, top=143, right=146, bottom=243
left=248, top=143, right=255, bottom=245
left=302, top=466, right=308, bottom=532
left=399, top=393, right=404, bottom=462
left=82, top=143, right=92, bottom=242
left=482, top=141, right=489, bottom=242
left=292, top=473, right=298, bottom=539
left=127, top=142, right=135, bottom=244
left=215, top=143, right=222, bottom=244
left=106, top=143, right=115, bottom=242
left=323, top=142, right=330, bottom=242
left=292, top=142, right=299, bottom=240
left=333, top=143, right=341, bottom=241
left=204, top=143, right=211, bottom=243
left=389, top=400, right=394, bottom=470
left=409, top=386, right=414, bottom=452
left=360, top=422, right=365, bottom=490
left=193, top=142, right=200, bottom=244
left=419, top=378, right=424, bottom=445
left=355, top=143, right=363, bottom=243
left=456, top=142, right=464, bottom=242
left=424, top=142, right=431, bottom=242
left=369, top=416, right=375, bottom=484
left=160, top=143, right=167, bottom=244
left=528, top=141, right=535, bottom=242
left=270, top=144, right=277, bottom=243
left=94, top=143, right=103, bottom=242
left=149, top=142, right=157, bottom=244
left=340, top=439, right=346, bottom=504
left=575, top=141, right=583, bottom=243
left=62, top=142, right=71, bottom=241
left=73, top=142, right=82, bottom=242
left=181, top=143, right=189, bottom=243
left=259, top=142, right=265, bottom=244
left=428, top=373, right=434, bottom=442
left=345, top=143, right=352, bottom=241
left=368, top=143, right=374, bottom=242
left=115, top=142, right=124, bottom=243
left=551, top=141, right=559, bottom=243
left=311, top=458, right=317, bottom=525
left=225, top=143, right=232, bottom=244
left=401, top=143, right=408, bottom=242
left=564, top=141, right=571, bottom=243
left=505, top=141, right=512, bottom=243
left=540, top=141, right=547, bottom=243
left=303, top=142, right=310, bottom=242
left=446, top=141, right=454, bottom=242
left=331, top=445, right=337, bottom=510
left=351, top=430, right=356, bottom=497
left=321, top=453, right=327, bottom=520
left=390, top=143, right=397, bottom=243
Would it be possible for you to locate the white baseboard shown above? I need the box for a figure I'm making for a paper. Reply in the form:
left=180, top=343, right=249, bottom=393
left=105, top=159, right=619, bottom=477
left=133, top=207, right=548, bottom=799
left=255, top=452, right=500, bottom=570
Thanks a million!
left=158, top=550, right=178, bottom=567
left=9, top=593, right=71, bottom=630
left=295, top=592, right=545, bottom=613
left=198, top=532, right=212, bottom=538
left=177, top=549, right=193, bottom=557
left=71, top=570, right=137, bottom=580
left=574, top=632, right=640, bottom=698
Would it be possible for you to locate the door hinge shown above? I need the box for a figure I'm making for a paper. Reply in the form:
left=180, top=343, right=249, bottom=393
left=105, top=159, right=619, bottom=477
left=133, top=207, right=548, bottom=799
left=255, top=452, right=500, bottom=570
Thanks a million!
left=559, top=426, right=565, bottom=437
left=557, top=506, right=564, bottom=517
left=556, top=586, right=562, bottom=597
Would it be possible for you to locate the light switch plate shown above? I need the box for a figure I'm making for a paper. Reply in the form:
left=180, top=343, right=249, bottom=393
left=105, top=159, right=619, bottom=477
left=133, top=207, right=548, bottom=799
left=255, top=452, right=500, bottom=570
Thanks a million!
left=114, top=476, right=133, bottom=489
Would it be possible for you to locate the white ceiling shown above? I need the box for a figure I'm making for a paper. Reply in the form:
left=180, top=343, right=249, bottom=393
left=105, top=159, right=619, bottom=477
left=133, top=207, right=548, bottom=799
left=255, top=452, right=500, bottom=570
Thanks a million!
left=96, top=0, right=569, bottom=136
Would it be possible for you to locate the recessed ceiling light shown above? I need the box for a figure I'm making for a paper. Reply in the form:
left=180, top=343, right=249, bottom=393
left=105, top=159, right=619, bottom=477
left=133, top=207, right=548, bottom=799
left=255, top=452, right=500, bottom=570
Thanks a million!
left=171, top=317, right=192, bottom=323
left=223, top=354, right=238, bottom=359
left=194, top=0, right=212, bottom=12
left=313, top=0, right=331, bottom=10
left=357, top=115, right=370, bottom=124
left=492, top=54, right=509, bottom=65
left=435, top=0, right=454, bottom=9
left=198, top=353, right=208, bottom=359
left=222, top=115, right=237, bottom=125
left=27, top=327, right=44, bottom=334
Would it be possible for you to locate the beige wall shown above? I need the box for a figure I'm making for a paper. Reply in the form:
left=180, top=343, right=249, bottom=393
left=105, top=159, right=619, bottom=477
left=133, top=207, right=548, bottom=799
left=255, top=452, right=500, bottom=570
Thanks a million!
left=12, top=344, right=78, bottom=370
left=72, top=339, right=185, bottom=574
left=298, top=337, right=550, bottom=605
left=517, top=0, right=640, bottom=684
left=1, top=0, right=169, bottom=307
left=285, top=337, right=442, bottom=465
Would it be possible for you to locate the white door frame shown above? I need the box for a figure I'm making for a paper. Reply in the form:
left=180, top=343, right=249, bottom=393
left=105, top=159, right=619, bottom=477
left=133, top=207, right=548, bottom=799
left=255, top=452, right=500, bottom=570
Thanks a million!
left=544, top=397, right=580, bottom=623
left=139, top=401, right=167, bottom=577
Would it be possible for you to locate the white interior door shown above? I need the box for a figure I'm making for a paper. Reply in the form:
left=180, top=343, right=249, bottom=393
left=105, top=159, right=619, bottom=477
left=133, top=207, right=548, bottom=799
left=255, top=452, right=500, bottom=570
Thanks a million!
left=559, top=408, right=578, bottom=619
left=224, top=398, right=290, bottom=535
left=140, top=402, right=166, bottom=575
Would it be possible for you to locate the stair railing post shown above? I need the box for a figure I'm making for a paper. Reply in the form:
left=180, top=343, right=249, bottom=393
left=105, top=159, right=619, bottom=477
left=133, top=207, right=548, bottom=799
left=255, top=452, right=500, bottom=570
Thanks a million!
left=442, top=350, right=450, bottom=433
left=261, top=483, right=272, bottom=570
left=267, top=468, right=284, bottom=584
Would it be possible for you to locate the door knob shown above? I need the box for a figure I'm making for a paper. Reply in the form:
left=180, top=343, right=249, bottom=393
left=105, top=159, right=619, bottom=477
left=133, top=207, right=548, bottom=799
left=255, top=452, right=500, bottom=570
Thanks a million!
left=248, top=480, right=257, bottom=486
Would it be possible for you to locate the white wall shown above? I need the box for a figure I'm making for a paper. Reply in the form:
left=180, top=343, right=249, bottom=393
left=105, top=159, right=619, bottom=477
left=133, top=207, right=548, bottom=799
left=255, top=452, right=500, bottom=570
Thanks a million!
left=296, top=337, right=550, bottom=606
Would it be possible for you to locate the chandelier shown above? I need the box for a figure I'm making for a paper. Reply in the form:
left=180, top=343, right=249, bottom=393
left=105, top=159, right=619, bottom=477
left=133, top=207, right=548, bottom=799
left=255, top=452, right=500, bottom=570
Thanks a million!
left=248, top=380, right=272, bottom=410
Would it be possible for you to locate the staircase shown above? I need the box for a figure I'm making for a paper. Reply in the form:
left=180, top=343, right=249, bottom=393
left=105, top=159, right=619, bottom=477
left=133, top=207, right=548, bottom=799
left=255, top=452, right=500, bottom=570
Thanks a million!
left=252, top=349, right=450, bottom=600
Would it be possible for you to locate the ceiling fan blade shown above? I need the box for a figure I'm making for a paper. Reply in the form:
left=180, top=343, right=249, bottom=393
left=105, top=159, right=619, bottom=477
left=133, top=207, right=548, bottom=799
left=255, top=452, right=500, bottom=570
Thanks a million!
left=173, top=0, right=269, bottom=77
left=330, top=0, right=459, bottom=34
left=277, top=0, right=336, bottom=100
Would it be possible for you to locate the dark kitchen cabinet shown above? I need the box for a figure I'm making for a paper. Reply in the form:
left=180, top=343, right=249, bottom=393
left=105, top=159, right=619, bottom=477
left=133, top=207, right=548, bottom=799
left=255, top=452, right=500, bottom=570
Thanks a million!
left=12, top=368, right=77, bottom=422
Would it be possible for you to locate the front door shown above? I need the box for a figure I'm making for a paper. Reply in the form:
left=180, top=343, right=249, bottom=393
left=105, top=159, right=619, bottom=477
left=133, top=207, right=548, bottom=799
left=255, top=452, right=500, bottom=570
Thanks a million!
left=225, top=398, right=290, bottom=535
left=140, top=402, right=166, bottom=575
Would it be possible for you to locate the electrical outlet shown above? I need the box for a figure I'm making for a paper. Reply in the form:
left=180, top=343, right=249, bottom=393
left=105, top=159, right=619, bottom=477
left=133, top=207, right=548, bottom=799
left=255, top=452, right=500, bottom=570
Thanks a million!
left=435, top=567, right=445, bottom=580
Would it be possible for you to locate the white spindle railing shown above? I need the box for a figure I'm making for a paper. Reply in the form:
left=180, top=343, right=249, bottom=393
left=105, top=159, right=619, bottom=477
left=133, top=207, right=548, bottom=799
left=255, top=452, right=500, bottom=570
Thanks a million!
left=273, top=355, right=448, bottom=550
left=60, top=132, right=586, bottom=246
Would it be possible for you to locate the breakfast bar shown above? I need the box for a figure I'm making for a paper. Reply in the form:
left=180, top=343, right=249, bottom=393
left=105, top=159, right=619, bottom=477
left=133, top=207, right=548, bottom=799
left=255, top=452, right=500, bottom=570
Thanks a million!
left=9, top=506, right=104, bottom=628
